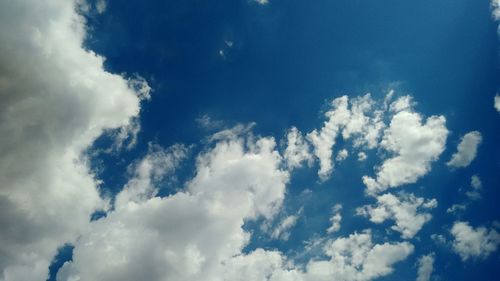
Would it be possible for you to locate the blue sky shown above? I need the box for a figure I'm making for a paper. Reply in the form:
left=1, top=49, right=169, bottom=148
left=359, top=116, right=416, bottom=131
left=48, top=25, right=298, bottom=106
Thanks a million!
left=0, top=1, right=499, bottom=281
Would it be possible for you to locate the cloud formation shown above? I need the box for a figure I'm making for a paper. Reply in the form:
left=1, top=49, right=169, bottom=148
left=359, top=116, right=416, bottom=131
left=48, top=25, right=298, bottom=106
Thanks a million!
left=357, top=193, right=437, bottom=239
left=446, top=131, right=482, bottom=168
left=363, top=110, right=448, bottom=195
left=0, top=0, right=146, bottom=279
left=450, top=221, right=500, bottom=261
left=416, top=253, right=435, bottom=281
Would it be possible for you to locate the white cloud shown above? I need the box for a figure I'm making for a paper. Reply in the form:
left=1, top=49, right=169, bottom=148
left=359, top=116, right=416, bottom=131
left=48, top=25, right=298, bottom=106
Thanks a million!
left=326, top=204, right=342, bottom=234
left=307, top=96, right=350, bottom=180
left=492, top=0, right=500, bottom=33
left=416, top=253, right=435, bottom=281
left=357, top=193, right=437, bottom=239
left=450, top=221, right=500, bottom=261
left=305, top=231, right=414, bottom=281
left=57, top=133, right=291, bottom=281
left=336, top=149, right=349, bottom=162
left=0, top=0, right=146, bottom=279
left=96, top=0, right=107, bottom=14
left=446, top=131, right=482, bottom=168
left=270, top=214, right=300, bottom=241
left=284, top=127, right=314, bottom=170
left=389, top=95, right=415, bottom=113
left=466, top=175, right=482, bottom=201
left=358, top=151, right=368, bottom=161
left=363, top=111, right=448, bottom=195
left=446, top=204, right=467, bottom=214
left=495, top=94, right=500, bottom=112
left=253, top=0, right=269, bottom=5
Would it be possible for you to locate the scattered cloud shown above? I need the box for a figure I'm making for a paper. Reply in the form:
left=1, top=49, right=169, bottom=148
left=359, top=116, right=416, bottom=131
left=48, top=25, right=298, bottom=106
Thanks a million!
left=327, top=204, right=343, bottom=234
left=305, top=231, right=414, bottom=281
left=57, top=133, right=290, bottom=280
left=0, top=0, right=146, bottom=278
left=284, top=127, right=314, bottom=170
left=416, top=253, right=435, bottom=281
left=357, top=193, right=438, bottom=239
left=336, top=149, right=349, bottom=162
left=358, top=151, right=368, bottom=161
left=253, top=0, right=269, bottom=5
left=466, top=175, right=482, bottom=201
left=307, top=96, right=350, bottom=180
left=450, top=221, right=500, bottom=261
left=363, top=111, right=448, bottom=195
left=495, top=94, right=500, bottom=112
left=446, top=131, right=482, bottom=168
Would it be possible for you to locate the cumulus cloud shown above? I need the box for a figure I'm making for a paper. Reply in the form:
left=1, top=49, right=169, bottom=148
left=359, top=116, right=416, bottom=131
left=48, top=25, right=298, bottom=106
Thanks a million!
left=358, top=152, right=368, bottom=161
left=357, top=193, right=438, bottom=239
left=416, top=253, right=435, bottom=281
left=336, top=149, right=349, bottom=162
left=307, top=96, right=350, bottom=180
left=495, top=94, right=500, bottom=112
left=450, top=221, right=500, bottom=261
left=57, top=133, right=291, bottom=280
left=284, top=127, right=314, bottom=170
left=0, top=0, right=147, bottom=279
left=446, top=131, right=482, bottom=168
left=307, top=94, right=385, bottom=181
left=492, top=0, right=500, bottom=33
left=363, top=110, right=448, bottom=195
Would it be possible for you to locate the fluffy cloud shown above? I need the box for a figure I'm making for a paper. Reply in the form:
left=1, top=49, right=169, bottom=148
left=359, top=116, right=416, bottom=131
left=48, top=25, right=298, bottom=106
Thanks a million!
left=284, top=127, right=314, bottom=170
left=307, top=96, right=350, bottom=180
left=492, top=0, right=500, bottom=33
left=363, top=110, right=448, bottom=195
left=357, top=193, right=438, bottom=239
left=0, top=0, right=146, bottom=279
left=416, top=253, right=435, bottom=281
left=57, top=134, right=291, bottom=281
left=495, top=94, right=500, bottom=112
left=466, top=175, right=482, bottom=201
left=305, top=231, right=414, bottom=281
left=446, top=131, right=482, bottom=168
left=450, top=221, right=500, bottom=261
left=307, top=94, right=385, bottom=181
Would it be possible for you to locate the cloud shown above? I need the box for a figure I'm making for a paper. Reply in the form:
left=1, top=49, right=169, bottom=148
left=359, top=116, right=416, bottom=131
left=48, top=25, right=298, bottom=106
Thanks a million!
left=336, top=149, right=349, bottom=162
left=416, top=253, right=435, bottom=281
left=284, top=127, right=314, bottom=170
left=358, top=152, right=368, bottom=161
left=466, top=175, right=482, bottom=201
left=269, top=214, right=300, bottom=241
left=305, top=231, right=414, bottom=281
left=57, top=133, right=291, bottom=280
left=495, top=94, right=500, bottom=112
left=363, top=110, right=448, bottom=195
left=326, top=204, right=343, bottom=234
left=0, top=0, right=147, bottom=279
left=446, top=131, right=482, bottom=168
left=450, top=221, right=500, bottom=261
left=357, top=193, right=438, bottom=239
left=307, top=96, right=351, bottom=180
left=492, top=0, right=500, bottom=33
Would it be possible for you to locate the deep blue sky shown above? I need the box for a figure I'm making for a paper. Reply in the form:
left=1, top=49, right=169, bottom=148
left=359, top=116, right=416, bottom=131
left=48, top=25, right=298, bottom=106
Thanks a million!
left=48, top=0, right=500, bottom=280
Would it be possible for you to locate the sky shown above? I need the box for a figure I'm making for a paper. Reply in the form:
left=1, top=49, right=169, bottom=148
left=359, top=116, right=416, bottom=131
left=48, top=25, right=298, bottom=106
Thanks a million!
left=0, top=0, right=499, bottom=281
